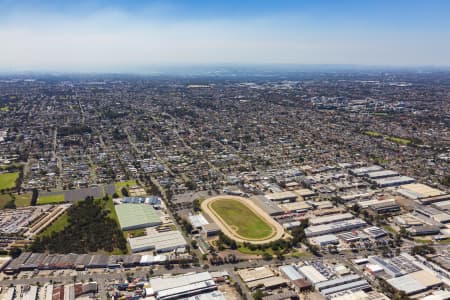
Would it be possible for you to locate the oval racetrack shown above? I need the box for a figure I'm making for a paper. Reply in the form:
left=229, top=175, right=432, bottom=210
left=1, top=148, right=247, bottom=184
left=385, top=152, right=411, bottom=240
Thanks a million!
left=201, top=195, right=285, bottom=244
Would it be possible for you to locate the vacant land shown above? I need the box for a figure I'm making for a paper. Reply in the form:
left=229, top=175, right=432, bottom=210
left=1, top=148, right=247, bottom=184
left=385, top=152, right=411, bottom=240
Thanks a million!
left=15, top=193, right=32, bottom=206
left=210, top=198, right=273, bottom=240
left=39, top=212, right=69, bottom=237
left=104, top=197, right=119, bottom=223
left=0, top=172, right=19, bottom=190
left=115, top=180, right=138, bottom=197
left=38, top=193, right=65, bottom=205
left=32, top=197, right=127, bottom=253
left=0, top=194, right=12, bottom=208
left=0, top=193, right=31, bottom=208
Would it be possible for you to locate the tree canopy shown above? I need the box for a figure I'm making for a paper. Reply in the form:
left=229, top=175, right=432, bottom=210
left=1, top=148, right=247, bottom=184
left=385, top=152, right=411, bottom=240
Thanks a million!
left=31, top=197, right=127, bottom=254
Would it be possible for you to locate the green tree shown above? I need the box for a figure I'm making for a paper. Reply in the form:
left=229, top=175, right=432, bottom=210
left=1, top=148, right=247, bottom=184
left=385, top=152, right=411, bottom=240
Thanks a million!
left=4, top=198, right=16, bottom=209
left=192, top=199, right=201, bottom=211
left=262, top=252, right=272, bottom=261
left=9, top=247, right=22, bottom=259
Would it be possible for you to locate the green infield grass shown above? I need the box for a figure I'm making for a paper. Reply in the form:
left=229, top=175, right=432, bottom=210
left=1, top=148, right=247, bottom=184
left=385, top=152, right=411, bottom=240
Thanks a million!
left=210, top=198, right=273, bottom=240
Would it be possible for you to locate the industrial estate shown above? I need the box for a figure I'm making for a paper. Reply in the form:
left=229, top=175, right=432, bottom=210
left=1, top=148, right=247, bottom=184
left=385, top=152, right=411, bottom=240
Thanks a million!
left=0, top=69, right=449, bottom=300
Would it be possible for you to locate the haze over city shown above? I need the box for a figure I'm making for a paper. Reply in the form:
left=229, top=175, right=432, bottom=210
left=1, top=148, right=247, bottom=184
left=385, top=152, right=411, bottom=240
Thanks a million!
left=1, top=0, right=450, bottom=72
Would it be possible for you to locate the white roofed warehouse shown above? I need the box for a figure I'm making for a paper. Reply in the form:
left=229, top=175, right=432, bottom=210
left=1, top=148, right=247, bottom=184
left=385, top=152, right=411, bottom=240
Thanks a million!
left=129, top=231, right=187, bottom=253
left=116, top=204, right=162, bottom=230
left=149, top=272, right=217, bottom=300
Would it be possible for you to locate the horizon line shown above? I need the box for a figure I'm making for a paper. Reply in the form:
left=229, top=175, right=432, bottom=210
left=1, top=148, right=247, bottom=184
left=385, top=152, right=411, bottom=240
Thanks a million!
left=1, top=63, right=450, bottom=76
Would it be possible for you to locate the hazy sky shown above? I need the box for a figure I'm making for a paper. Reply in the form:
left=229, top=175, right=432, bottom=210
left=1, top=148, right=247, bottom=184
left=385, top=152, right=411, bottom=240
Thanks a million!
left=1, top=0, right=450, bottom=72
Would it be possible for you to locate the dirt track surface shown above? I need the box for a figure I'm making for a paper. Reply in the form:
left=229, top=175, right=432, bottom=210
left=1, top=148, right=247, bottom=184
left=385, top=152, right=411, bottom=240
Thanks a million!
left=201, top=195, right=285, bottom=244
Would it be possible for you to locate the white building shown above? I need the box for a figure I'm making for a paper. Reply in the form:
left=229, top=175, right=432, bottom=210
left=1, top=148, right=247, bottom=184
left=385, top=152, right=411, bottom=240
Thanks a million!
left=150, top=272, right=217, bottom=300
left=298, top=265, right=327, bottom=285
left=129, top=231, right=187, bottom=253
left=305, top=219, right=367, bottom=237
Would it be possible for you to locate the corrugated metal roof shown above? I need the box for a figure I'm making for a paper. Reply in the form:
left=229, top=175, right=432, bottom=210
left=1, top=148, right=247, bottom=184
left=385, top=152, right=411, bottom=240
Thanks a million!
left=279, top=265, right=304, bottom=281
left=150, top=272, right=213, bottom=292
left=315, top=274, right=361, bottom=291
left=298, top=265, right=327, bottom=284
left=387, top=275, right=426, bottom=295
left=320, top=279, right=370, bottom=296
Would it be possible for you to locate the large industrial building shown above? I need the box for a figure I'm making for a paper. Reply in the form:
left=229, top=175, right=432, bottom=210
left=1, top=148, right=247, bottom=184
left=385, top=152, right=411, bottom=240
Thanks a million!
left=149, top=272, right=217, bottom=300
left=278, top=201, right=312, bottom=213
left=397, top=183, right=446, bottom=200
left=279, top=265, right=305, bottom=281
left=356, top=198, right=401, bottom=215
left=357, top=198, right=396, bottom=209
left=3, top=251, right=194, bottom=274
left=408, top=226, right=440, bottom=236
left=22, top=285, right=38, bottom=300
left=305, top=218, right=367, bottom=237
left=115, top=204, right=162, bottom=230
left=363, top=226, right=387, bottom=238
left=350, top=165, right=383, bottom=176
left=238, top=266, right=289, bottom=290
left=309, top=213, right=354, bottom=226
left=309, top=234, right=339, bottom=246
left=264, top=191, right=298, bottom=202
left=293, top=188, right=316, bottom=198
left=251, top=196, right=284, bottom=216
left=297, top=265, right=327, bottom=285
left=188, top=214, right=209, bottom=229
left=367, top=254, right=420, bottom=278
left=315, top=274, right=370, bottom=297
left=370, top=201, right=401, bottom=215
left=387, top=270, right=442, bottom=296
left=415, top=206, right=450, bottom=224
left=373, top=176, right=415, bottom=188
left=367, top=170, right=398, bottom=179
left=419, top=194, right=450, bottom=205
left=129, top=231, right=187, bottom=253
left=238, top=266, right=276, bottom=283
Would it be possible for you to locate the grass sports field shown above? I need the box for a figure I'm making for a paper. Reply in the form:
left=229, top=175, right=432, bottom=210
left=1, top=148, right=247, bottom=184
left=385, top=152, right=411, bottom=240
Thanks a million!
left=38, top=193, right=65, bottom=205
left=210, top=198, right=273, bottom=239
left=0, top=172, right=19, bottom=190
left=202, top=196, right=284, bottom=244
